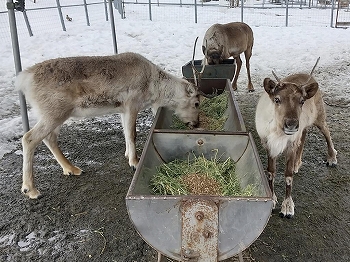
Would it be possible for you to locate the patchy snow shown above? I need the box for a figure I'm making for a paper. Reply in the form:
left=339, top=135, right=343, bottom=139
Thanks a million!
left=0, top=0, right=349, bottom=159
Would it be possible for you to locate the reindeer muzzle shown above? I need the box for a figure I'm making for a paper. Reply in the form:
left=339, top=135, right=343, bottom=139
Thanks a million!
left=283, top=119, right=299, bottom=135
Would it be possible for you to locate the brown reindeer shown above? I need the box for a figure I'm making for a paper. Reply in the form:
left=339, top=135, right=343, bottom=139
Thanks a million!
left=202, top=22, right=254, bottom=92
left=15, top=52, right=201, bottom=199
left=255, top=59, right=337, bottom=218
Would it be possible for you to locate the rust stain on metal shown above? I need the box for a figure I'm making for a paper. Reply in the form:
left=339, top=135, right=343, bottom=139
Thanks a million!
left=196, top=139, right=204, bottom=146
left=181, top=199, right=218, bottom=262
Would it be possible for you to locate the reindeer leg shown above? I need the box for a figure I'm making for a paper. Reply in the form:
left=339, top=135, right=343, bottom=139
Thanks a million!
left=22, top=120, right=62, bottom=199
left=294, top=129, right=307, bottom=173
left=244, top=46, right=254, bottom=92
left=121, top=110, right=139, bottom=170
left=267, top=155, right=277, bottom=210
left=232, top=56, right=242, bottom=91
left=280, top=148, right=296, bottom=218
left=315, top=122, right=337, bottom=166
left=43, top=127, right=82, bottom=176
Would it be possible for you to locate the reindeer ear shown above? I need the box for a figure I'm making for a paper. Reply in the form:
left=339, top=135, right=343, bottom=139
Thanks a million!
left=263, top=78, right=277, bottom=94
left=302, top=82, right=318, bottom=99
left=202, top=45, right=206, bottom=55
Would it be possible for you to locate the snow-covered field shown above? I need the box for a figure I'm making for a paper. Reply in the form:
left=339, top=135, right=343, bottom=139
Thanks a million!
left=0, top=0, right=349, bottom=159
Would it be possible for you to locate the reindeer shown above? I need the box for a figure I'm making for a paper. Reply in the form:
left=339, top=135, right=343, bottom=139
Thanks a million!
left=202, top=22, right=254, bottom=92
left=255, top=58, right=337, bottom=218
left=15, top=52, right=202, bottom=199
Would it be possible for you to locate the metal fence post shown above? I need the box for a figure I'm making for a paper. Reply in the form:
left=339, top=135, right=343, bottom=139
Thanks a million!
left=108, top=0, right=118, bottom=54
left=148, top=0, right=152, bottom=21
left=330, top=0, right=335, bottom=27
left=56, top=0, right=66, bottom=31
left=22, top=10, right=33, bottom=36
left=285, top=0, right=289, bottom=27
left=194, top=0, right=198, bottom=23
left=83, top=0, right=91, bottom=26
left=240, top=0, right=244, bottom=22
left=104, top=0, right=109, bottom=20
left=7, top=0, right=29, bottom=133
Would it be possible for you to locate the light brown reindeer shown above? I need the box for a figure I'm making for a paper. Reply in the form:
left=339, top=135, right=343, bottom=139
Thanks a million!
left=202, top=22, right=254, bottom=92
left=16, top=52, right=201, bottom=199
left=255, top=59, right=337, bottom=218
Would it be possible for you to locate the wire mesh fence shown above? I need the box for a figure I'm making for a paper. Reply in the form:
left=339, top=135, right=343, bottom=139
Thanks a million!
left=120, top=0, right=342, bottom=26
left=0, top=0, right=110, bottom=43
left=1, top=0, right=347, bottom=46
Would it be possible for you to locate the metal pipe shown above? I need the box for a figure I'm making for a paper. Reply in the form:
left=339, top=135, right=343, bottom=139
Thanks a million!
left=83, top=0, right=91, bottom=26
left=7, top=0, right=29, bottom=133
left=56, top=0, right=66, bottom=31
left=240, top=0, right=244, bottom=22
left=285, top=0, right=289, bottom=27
left=22, top=10, right=33, bottom=36
left=108, top=0, right=118, bottom=54
left=330, top=0, right=335, bottom=27
left=104, top=0, right=109, bottom=21
left=148, top=0, right=152, bottom=21
left=194, top=0, right=198, bottom=23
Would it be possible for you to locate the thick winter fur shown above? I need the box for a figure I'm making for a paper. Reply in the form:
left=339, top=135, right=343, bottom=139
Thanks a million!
left=255, top=73, right=337, bottom=218
left=16, top=52, right=200, bottom=199
left=202, top=22, right=254, bottom=91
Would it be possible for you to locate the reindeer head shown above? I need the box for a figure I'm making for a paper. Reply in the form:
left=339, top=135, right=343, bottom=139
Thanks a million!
left=173, top=81, right=200, bottom=129
left=265, top=57, right=321, bottom=135
left=263, top=78, right=318, bottom=135
left=202, top=45, right=224, bottom=65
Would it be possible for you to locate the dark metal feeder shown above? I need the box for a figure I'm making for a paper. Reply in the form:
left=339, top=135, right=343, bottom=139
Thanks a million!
left=182, top=59, right=236, bottom=80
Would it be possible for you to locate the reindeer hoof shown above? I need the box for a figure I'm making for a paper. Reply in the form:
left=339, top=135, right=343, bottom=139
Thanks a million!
left=130, top=166, right=136, bottom=172
left=22, top=186, right=41, bottom=199
left=279, top=212, right=293, bottom=219
left=326, top=161, right=337, bottom=167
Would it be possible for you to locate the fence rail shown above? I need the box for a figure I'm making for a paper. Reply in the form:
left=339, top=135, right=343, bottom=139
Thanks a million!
left=119, top=0, right=343, bottom=27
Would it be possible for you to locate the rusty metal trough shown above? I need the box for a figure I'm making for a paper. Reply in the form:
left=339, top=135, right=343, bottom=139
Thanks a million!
left=126, top=79, right=273, bottom=261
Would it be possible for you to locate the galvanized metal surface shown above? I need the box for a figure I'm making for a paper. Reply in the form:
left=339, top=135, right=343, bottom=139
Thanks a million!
left=126, top=132, right=272, bottom=261
left=126, top=77, right=272, bottom=261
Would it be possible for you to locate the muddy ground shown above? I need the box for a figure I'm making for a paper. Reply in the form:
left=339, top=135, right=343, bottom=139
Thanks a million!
left=0, top=86, right=349, bottom=262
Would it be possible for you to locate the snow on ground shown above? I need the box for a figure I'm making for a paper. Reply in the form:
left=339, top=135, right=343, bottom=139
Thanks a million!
left=0, top=0, right=349, bottom=159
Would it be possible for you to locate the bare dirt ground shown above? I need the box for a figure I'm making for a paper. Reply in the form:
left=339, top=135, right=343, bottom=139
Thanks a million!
left=1, top=86, right=349, bottom=261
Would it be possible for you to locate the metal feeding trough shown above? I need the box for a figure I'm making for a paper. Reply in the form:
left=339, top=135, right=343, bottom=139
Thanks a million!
left=182, top=59, right=236, bottom=80
left=126, top=79, right=273, bottom=261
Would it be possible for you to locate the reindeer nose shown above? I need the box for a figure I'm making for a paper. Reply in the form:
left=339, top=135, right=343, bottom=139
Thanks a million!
left=187, top=118, right=199, bottom=129
left=187, top=122, right=196, bottom=129
left=284, top=118, right=299, bottom=135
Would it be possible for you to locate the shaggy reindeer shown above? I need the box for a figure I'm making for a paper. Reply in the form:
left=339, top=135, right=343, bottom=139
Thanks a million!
left=202, top=22, right=254, bottom=92
left=255, top=59, right=337, bottom=218
left=16, top=52, right=201, bottom=199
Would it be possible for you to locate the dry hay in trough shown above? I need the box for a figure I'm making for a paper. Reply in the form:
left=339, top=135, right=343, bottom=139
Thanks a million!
left=150, top=150, right=256, bottom=196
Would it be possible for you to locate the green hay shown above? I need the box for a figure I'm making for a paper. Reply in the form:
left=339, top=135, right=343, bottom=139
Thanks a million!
left=150, top=150, right=256, bottom=196
left=171, top=92, right=229, bottom=130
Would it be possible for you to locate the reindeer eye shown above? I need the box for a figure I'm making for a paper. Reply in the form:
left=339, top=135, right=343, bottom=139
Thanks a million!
left=274, top=97, right=281, bottom=104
